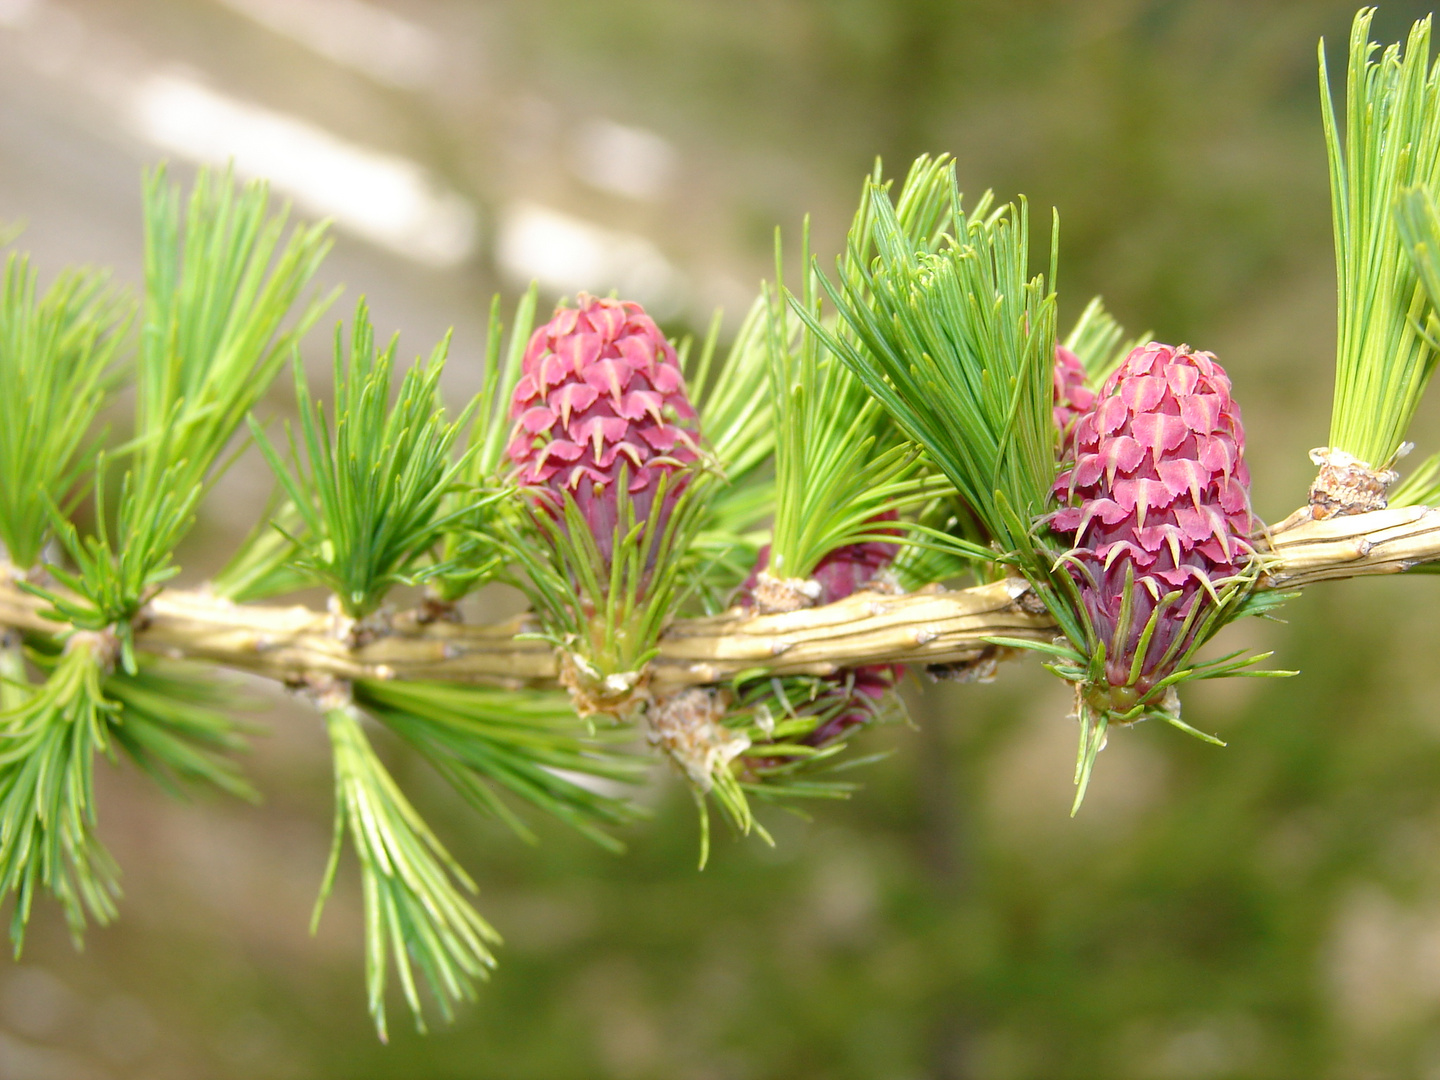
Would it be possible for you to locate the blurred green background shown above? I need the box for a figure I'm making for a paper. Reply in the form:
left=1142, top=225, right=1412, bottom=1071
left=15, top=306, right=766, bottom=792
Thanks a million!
left=6, top=0, right=1440, bottom=1077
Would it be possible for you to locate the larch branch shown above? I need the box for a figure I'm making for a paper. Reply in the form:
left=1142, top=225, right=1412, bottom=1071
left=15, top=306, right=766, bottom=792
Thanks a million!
left=0, top=505, right=1434, bottom=692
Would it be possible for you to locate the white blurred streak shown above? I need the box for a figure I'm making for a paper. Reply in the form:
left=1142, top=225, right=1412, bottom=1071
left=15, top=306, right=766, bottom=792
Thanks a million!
left=541, top=766, right=637, bottom=801
left=571, top=119, right=677, bottom=201
left=129, top=72, right=476, bottom=267
left=213, top=0, right=442, bottom=90
left=497, top=202, right=687, bottom=318
left=0, top=0, right=41, bottom=29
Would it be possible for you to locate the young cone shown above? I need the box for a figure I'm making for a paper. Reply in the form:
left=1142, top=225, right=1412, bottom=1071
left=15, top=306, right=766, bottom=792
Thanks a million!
left=507, top=293, right=707, bottom=717
left=508, top=293, right=701, bottom=563
left=1052, top=342, right=1257, bottom=705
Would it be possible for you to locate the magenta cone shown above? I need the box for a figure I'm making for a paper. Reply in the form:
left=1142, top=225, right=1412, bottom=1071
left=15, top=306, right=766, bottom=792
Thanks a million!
left=508, top=294, right=701, bottom=564
left=1051, top=342, right=1256, bottom=698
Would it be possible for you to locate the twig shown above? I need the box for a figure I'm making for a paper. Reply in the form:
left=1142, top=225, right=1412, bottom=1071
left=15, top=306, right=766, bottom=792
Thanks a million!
left=0, top=505, right=1433, bottom=692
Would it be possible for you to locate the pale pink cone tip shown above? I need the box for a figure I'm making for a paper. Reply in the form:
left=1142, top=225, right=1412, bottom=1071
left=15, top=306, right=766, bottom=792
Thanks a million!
left=1053, top=344, right=1096, bottom=451
left=1050, top=342, right=1256, bottom=696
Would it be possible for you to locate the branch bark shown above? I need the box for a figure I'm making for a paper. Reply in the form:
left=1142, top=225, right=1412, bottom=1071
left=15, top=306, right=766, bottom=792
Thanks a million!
left=1, top=504, right=1435, bottom=692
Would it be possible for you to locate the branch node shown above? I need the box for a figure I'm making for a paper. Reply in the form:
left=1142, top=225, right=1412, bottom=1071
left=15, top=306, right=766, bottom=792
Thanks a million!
left=292, top=672, right=352, bottom=712
left=327, top=596, right=393, bottom=649
left=926, top=644, right=1016, bottom=683
left=1005, top=577, right=1050, bottom=615
left=648, top=687, right=748, bottom=791
left=752, top=571, right=821, bottom=614
left=65, top=628, right=121, bottom=673
left=557, top=649, right=649, bottom=719
left=413, top=597, right=461, bottom=626
left=1308, top=447, right=1398, bottom=519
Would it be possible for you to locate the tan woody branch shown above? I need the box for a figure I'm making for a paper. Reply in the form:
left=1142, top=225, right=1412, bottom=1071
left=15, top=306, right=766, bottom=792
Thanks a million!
left=0, top=505, right=1436, bottom=693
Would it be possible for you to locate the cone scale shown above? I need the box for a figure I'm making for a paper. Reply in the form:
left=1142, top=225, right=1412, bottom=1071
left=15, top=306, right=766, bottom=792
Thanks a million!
left=1052, top=343, right=1096, bottom=453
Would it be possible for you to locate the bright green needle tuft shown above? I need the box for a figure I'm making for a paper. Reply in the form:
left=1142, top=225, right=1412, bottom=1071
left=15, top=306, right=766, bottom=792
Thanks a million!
left=253, top=300, right=479, bottom=620
left=1322, top=9, right=1440, bottom=470
left=315, top=700, right=500, bottom=1041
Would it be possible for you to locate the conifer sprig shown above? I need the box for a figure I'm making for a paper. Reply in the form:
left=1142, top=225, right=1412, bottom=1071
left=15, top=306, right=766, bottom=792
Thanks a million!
left=679, top=676, right=904, bottom=864
left=253, top=302, right=478, bottom=620
left=355, top=679, right=645, bottom=851
left=691, top=302, right=775, bottom=487
left=104, top=659, right=259, bottom=802
left=766, top=223, right=933, bottom=584
left=889, top=494, right=990, bottom=590
left=1390, top=186, right=1440, bottom=506
left=0, top=255, right=130, bottom=570
left=0, top=167, right=330, bottom=949
left=315, top=699, right=500, bottom=1041
left=471, top=289, right=538, bottom=482
left=27, top=167, right=331, bottom=649
left=134, top=167, right=332, bottom=490
left=1322, top=9, right=1440, bottom=470
left=0, top=638, right=121, bottom=953
left=804, top=155, right=1060, bottom=564
left=207, top=494, right=311, bottom=604
left=1397, top=182, right=1440, bottom=341
left=0, top=631, right=260, bottom=954
left=737, top=673, right=905, bottom=795
left=37, top=465, right=199, bottom=668
left=684, top=301, right=775, bottom=611
left=429, top=288, right=538, bottom=604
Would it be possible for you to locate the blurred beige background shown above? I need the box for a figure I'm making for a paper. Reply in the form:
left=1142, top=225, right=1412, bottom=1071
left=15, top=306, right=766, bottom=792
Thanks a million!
left=5, top=1, right=1440, bottom=1078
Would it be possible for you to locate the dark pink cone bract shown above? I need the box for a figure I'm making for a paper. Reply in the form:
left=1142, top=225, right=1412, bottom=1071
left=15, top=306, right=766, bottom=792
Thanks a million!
left=1052, top=344, right=1096, bottom=453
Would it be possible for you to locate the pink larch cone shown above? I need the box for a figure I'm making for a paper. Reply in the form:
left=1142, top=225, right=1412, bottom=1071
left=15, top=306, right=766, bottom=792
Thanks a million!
left=1053, top=344, right=1096, bottom=452
left=1051, top=342, right=1256, bottom=702
left=507, top=294, right=701, bottom=565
